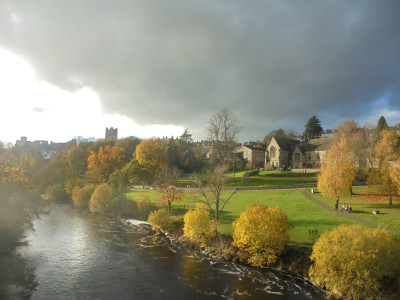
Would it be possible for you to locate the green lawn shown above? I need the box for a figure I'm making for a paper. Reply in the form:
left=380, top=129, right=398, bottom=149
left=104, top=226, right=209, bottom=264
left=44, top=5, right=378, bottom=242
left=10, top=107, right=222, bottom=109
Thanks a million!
left=309, top=187, right=400, bottom=232
left=226, top=170, right=317, bottom=188
left=126, top=188, right=356, bottom=247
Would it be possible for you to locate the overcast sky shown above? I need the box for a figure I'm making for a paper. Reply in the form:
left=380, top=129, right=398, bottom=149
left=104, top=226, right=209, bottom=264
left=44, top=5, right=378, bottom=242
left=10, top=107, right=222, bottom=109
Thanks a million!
left=1, top=0, right=399, bottom=143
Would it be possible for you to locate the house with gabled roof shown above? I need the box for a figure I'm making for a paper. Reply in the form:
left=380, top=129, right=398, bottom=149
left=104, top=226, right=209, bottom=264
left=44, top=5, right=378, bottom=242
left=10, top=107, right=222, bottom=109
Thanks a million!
left=234, top=143, right=266, bottom=169
left=292, top=137, right=335, bottom=169
left=265, top=136, right=299, bottom=170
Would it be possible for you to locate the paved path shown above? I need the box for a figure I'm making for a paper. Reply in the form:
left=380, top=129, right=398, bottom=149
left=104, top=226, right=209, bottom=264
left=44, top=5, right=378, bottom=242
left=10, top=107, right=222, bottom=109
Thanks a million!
left=297, top=189, right=400, bottom=235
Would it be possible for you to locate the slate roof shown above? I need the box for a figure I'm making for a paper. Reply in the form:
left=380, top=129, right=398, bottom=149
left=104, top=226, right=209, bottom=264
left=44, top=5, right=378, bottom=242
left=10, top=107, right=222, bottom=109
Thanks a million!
left=296, top=137, right=335, bottom=153
left=235, top=145, right=266, bottom=152
left=273, top=136, right=300, bottom=151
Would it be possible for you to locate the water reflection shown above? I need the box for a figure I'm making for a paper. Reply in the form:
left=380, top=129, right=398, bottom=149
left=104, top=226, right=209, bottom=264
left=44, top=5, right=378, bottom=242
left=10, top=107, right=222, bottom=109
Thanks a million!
left=9, top=203, right=327, bottom=299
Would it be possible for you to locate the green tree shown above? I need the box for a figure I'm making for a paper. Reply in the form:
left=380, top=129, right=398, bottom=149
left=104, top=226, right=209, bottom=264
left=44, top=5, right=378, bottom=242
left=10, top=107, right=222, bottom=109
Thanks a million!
left=232, top=205, right=290, bottom=267
left=376, top=115, right=389, bottom=133
left=309, top=224, right=400, bottom=299
left=263, top=129, right=287, bottom=145
left=303, top=116, right=323, bottom=140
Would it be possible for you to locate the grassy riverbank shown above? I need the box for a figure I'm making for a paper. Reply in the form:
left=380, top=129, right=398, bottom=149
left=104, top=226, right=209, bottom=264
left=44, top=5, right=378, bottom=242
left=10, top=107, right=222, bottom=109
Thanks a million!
left=126, top=188, right=357, bottom=247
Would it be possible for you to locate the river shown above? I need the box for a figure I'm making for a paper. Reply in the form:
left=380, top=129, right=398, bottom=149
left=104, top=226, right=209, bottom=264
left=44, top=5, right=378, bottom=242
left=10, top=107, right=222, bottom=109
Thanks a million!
left=5, top=203, right=328, bottom=299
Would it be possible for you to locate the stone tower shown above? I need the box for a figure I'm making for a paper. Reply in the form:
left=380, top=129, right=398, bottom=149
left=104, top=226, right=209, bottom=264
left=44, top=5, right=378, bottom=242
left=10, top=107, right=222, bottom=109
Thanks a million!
left=105, top=127, right=118, bottom=140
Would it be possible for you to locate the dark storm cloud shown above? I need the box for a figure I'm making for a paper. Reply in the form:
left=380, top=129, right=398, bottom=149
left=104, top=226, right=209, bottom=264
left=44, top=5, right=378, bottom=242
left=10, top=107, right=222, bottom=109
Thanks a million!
left=1, top=0, right=399, bottom=140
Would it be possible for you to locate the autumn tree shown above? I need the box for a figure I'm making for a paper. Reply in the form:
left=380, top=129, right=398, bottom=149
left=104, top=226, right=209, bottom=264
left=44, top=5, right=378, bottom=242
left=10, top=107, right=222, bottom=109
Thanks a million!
left=183, top=203, right=216, bottom=246
left=208, top=108, right=241, bottom=164
left=87, top=145, right=125, bottom=184
left=368, top=129, right=399, bottom=205
left=191, top=164, right=237, bottom=224
left=318, top=136, right=355, bottom=206
left=303, top=116, right=323, bottom=141
left=88, top=183, right=116, bottom=213
left=115, top=136, right=141, bottom=163
left=0, top=151, right=27, bottom=185
left=232, top=205, right=290, bottom=267
left=309, top=224, right=400, bottom=299
left=135, top=138, right=168, bottom=185
left=72, top=184, right=95, bottom=208
left=390, top=158, right=400, bottom=193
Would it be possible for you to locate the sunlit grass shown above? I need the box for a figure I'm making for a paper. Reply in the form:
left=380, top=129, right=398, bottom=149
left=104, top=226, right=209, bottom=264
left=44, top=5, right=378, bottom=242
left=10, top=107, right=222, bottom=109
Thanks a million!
left=126, top=188, right=356, bottom=247
left=309, top=186, right=400, bottom=232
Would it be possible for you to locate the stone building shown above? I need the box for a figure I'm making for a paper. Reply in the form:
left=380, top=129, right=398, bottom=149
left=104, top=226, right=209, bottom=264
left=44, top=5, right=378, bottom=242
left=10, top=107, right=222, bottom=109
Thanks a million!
left=265, top=137, right=299, bottom=169
left=234, top=144, right=266, bottom=169
left=292, top=137, right=335, bottom=169
left=105, top=127, right=118, bottom=140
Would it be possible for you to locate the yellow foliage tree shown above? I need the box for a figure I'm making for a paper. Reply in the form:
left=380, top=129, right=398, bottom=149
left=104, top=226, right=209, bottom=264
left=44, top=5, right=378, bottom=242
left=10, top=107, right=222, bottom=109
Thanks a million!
left=318, top=136, right=354, bottom=206
left=309, top=224, right=400, bottom=299
left=88, top=183, right=116, bottom=213
left=369, top=129, right=399, bottom=205
left=390, top=158, right=400, bottom=193
left=232, top=205, right=290, bottom=267
left=135, top=138, right=168, bottom=185
left=87, top=145, right=125, bottom=183
left=72, top=184, right=95, bottom=208
left=183, top=203, right=216, bottom=246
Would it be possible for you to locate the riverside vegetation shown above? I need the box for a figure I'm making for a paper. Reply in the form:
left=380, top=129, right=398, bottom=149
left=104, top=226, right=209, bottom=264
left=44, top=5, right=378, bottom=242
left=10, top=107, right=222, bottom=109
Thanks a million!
left=1, top=112, right=400, bottom=299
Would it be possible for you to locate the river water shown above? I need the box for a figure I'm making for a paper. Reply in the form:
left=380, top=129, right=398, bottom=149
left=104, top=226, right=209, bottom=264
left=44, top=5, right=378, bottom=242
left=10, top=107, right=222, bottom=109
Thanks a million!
left=7, top=204, right=327, bottom=299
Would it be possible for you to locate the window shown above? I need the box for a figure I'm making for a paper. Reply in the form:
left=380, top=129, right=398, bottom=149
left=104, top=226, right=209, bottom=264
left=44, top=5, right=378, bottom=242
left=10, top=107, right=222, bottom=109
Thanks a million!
left=294, top=153, right=300, bottom=161
left=316, top=153, right=320, bottom=159
left=308, top=153, right=311, bottom=160
left=270, top=146, right=276, bottom=158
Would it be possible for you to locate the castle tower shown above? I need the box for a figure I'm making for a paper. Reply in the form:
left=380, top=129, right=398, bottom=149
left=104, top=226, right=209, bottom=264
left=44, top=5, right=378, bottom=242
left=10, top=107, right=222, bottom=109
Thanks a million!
left=105, top=127, right=118, bottom=140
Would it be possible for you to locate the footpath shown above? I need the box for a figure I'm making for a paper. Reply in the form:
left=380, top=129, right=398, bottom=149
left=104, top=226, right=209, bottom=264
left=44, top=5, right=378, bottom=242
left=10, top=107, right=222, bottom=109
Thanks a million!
left=297, top=188, right=400, bottom=235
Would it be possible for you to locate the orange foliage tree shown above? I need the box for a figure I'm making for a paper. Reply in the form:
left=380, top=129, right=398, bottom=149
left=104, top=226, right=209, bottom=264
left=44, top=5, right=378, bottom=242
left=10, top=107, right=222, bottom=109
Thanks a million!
left=159, top=187, right=184, bottom=214
left=318, top=136, right=354, bottom=206
left=87, top=145, right=125, bottom=183
left=232, top=205, right=290, bottom=267
left=135, top=138, right=168, bottom=185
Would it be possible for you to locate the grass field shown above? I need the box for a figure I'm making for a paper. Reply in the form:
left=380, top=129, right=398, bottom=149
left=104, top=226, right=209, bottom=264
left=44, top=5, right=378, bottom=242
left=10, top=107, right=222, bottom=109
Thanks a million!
left=226, top=170, right=318, bottom=188
left=126, top=188, right=357, bottom=247
left=309, top=187, right=400, bottom=232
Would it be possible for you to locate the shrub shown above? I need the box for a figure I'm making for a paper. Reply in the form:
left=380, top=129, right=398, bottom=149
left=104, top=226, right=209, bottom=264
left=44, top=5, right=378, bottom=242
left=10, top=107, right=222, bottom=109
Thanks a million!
left=42, top=184, right=68, bottom=202
left=71, top=184, right=95, bottom=208
left=183, top=203, right=216, bottom=246
left=148, top=209, right=183, bottom=234
left=65, top=178, right=85, bottom=196
left=309, top=224, right=400, bottom=299
left=88, top=184, right=116, bottom=213
left=232, top=205, right=290, bottom=267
